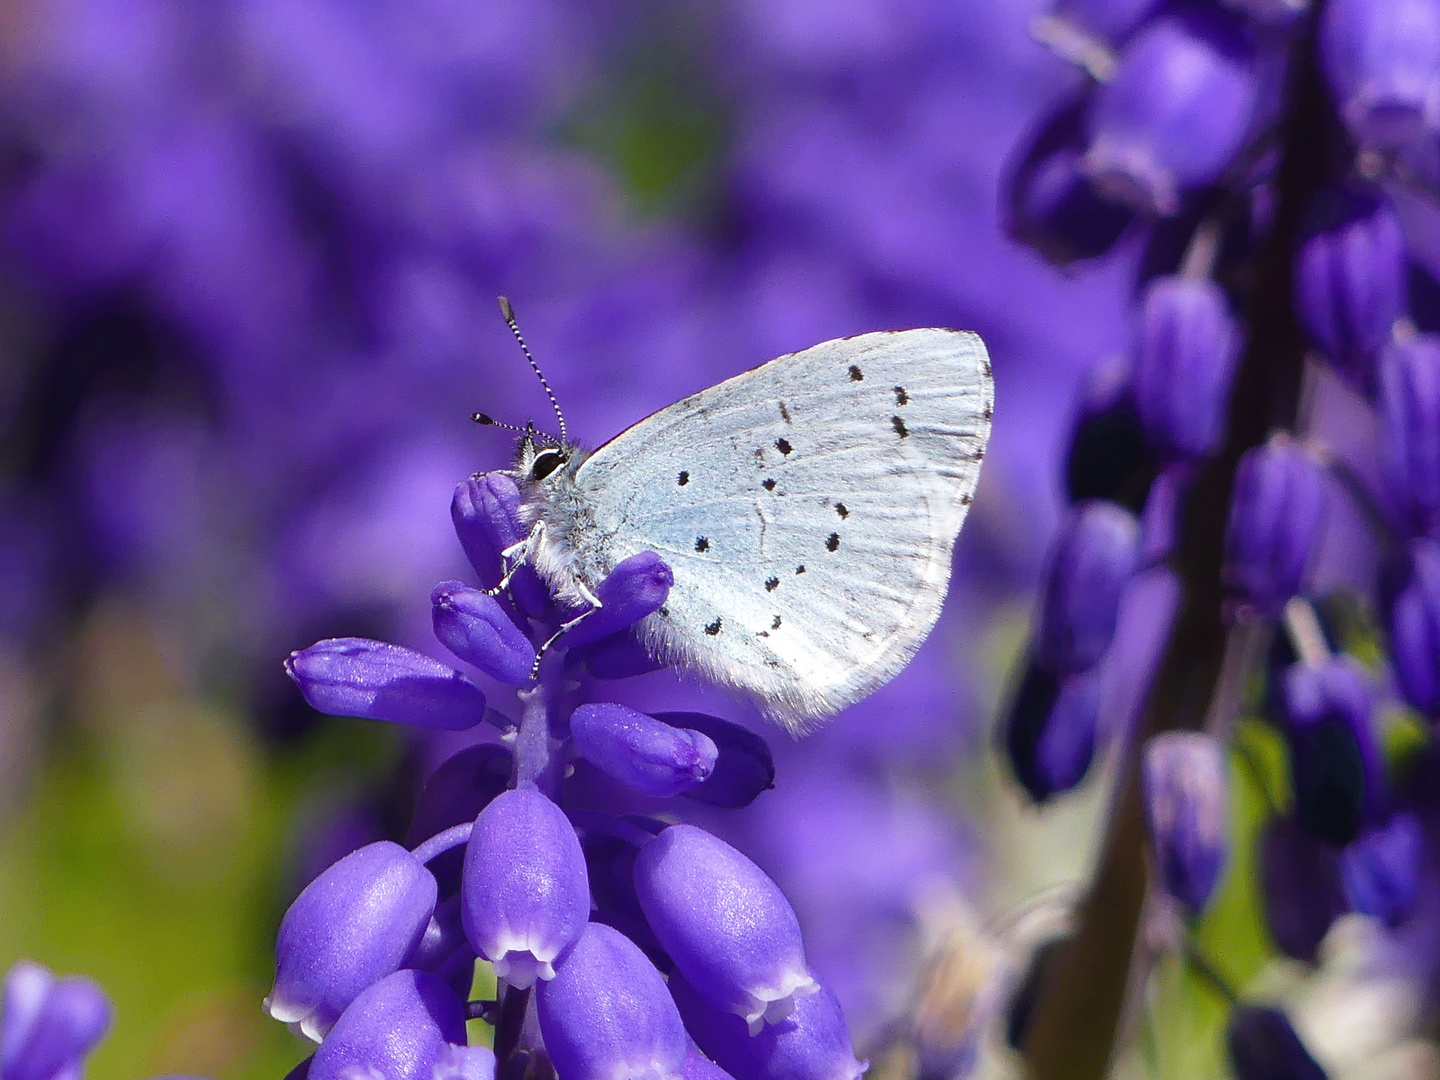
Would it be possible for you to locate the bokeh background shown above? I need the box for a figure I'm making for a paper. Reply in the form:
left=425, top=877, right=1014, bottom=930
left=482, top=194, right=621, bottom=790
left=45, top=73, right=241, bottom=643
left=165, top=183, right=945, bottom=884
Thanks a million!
left=0, top=1, right=1141, bottom=1076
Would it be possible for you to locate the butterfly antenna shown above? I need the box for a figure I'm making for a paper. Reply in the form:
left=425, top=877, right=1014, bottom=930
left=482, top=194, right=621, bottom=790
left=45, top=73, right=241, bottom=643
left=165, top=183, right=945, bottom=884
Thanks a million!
left=498, top=296, right=567, bottom=445
left=471, top=412, right=532, bottom=434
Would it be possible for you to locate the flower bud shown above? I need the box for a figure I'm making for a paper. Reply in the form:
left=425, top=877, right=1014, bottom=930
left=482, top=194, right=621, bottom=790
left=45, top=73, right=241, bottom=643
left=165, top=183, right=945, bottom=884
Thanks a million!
left=653, top=711, right=776, bottom=809
left=1294, top=191, right=1405, bottom=385
left=571, top=703, right=718, bottom=798
left=286, top=638, right=487, bottom=731
left=1223, top=442, right=1329, bottom=614
left=1381, top=538, right=1440, bottom=716
left=431, top=581, right=537, bottom=686
left=1341, top=811, right=1423, bottom=927
left=266, top=841, right=438, bottom=1041
left=1084, top=9, right=1258, bottom=216
left=451, top=473, right=551, bottom=616
left=1002, top=101, right=1134, bottom=266
left=1377, top=335, right=1440, bottom=534
left=1226, top=1005, right=1327, bottom=1080
left=563, top=552, right=674, bottom=648
left=670, top=974, right=865, bottom=1080
left=1260, top=814, right=1347, bottom=962
left=308, top=970, right=466, bottom=1080
left=461, top=787, right=589, bottom=988
left=1036, top=502, right=1141, bottom=675
left=1, top=962, right=111, bottom=1080
left=535, top=923, right=688, bottom=1080
left=1320, top=0, right=1440, bottom=151
left=1282, top=658, right=1384, bottom=846
left=1004, top=662, right=1102, bottom=803
left=1134, top=276, right=1241, bottom=461
left=1139, top=464, right=1192, bottom=565
left=581, top=630, right=665, bottom=679
left=1142, top=733, right=1228, bottom=917
left=633, top=824, right=817, bottom=1031
left=405, top=744, right=513, bottom=896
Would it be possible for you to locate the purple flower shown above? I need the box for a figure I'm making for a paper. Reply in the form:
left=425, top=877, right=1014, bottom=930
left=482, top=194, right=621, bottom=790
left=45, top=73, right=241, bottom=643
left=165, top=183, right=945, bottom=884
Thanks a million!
left=1004, top=662, right=1102, bottom=802
left=1260, top=814, right=1348, bottom=962
left=633, top=824, right=817, bottom=1031
left=1, top=962, right=111, bottom=1080
left=1293, top=190, right=1406, bottom=386
left=266, top=841, right=438, bottom=1040
left=580, top=631, right=666, bottom=680
left=1031, top=0, right=1163, bottom=74
left=670, top=974, right=865, bottom=1080
left=681, top=1043, right=736, bottom=1080
left=1141, top=732, right=1228, bottom=917
left=1377, top=334, right=1440, bottom=535
left=308, top=970, right=467, bottom=1080
left=1320, top=0, right=1440, bottom=151
left=1133, top=276, right=1241, bottom=461
left=561, top=551, right=674, bottom=649
left=570, top=703, right=718, bottom=798
left=431, top=581, right=537, bottom=686
left=1340, top=811, right=1423, bottom=927
left=1223, top=441, right=1329, bottom=615
left=1282, top=658, right=1384, bottom=846
left=285, top=638, right=488, bottom=731
left=1226, top=1005, right=1327, bottom=1080
left=1002, top=102, right=1134, bottom=266
left=1380, top=537, right=1440, bottom=716
left=535, top=923, right=688, bottom=1080
left=1084, top=8, right=1259, bottom=216
left=1036, top=501, right=1141, bottom=675
left=451, top=474, right=553, bottom=617
left=652, top=711, right=776, bottom=809
left=460, top=787, right=590, bottom=988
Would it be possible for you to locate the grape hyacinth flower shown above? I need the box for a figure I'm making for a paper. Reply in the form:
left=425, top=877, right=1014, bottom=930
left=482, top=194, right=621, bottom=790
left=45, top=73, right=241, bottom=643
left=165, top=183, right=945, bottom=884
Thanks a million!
left=1141, top=732, right=1229, bottom=918
left=274, top=470, right=855, bottom=1077
left=1, top=962, right=112, bottom=1080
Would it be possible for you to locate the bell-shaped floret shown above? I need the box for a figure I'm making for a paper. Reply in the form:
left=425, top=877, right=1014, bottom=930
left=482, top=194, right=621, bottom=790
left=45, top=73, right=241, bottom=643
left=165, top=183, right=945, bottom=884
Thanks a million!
left=432, top=581, right=537, bottom=686
left=1320, top=0, right=1440, bottom=151
left=266, top=841, right=438, bottom=1041
left=1004, top=662, right=1103, bottom=803
left=461, top=787, right=590, bottom=988
left=308, top=970, right=466, bottom=1080
left=1377, top=335, right=1440, bottom=535
left=536, top=922, right=688, bottom=1080
left=633, top=824, right=816, bottom=1032
left=1381, top=538, right=1440, bottom=716
left=571, top=703, right=717, bottom=798
left=1223, top=441, right=1329, bottom=615
left=286, top=638, right=487, bottom=730
left=654, top=712, right=775, bottom=809
left=563, top=552, right=674, bottom=648
left=451, top=473, right=552, bottom=617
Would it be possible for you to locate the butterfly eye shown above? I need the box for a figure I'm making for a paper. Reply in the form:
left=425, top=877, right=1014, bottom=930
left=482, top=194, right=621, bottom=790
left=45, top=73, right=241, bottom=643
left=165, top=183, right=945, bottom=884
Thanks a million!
left=531, top=448, right=567, bottom=481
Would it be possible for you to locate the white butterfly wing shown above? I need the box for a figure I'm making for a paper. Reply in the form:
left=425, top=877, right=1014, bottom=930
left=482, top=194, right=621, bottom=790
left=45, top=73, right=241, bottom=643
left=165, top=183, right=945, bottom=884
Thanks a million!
left=569, top=329, right=993, bottom=730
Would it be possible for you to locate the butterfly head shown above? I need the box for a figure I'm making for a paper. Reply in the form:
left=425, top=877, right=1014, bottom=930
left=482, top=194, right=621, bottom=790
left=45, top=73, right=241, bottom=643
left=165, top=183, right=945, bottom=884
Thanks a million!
left=515, top=428, right=585, bottom=489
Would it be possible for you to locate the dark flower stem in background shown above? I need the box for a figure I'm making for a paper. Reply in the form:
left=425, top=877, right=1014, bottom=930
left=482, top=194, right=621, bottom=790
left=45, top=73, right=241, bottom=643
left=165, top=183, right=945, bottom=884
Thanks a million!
left=1022, top=16, right=1327, bottom=1080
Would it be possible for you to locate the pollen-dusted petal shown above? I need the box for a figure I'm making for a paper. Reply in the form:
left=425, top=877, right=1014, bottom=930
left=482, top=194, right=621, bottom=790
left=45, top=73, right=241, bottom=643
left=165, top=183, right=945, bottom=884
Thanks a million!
left=536, top=923, right=687, bottom=1080
left=633, top=824, right=816, bottom=1030
left=267, top=841, right=437, bottom=1041
left=308, top=970, right=466, bottom=1080
left=431, top=580, right=537, bottom=685
left=460, top=787, right=589, bottom=989
left=563, top=552, right=674, bottom=648
left=285, top=637, right=487, bottom=730
left=670, top=974, right=865, bottom=1080
left=571, top=703, right=717, bottom=798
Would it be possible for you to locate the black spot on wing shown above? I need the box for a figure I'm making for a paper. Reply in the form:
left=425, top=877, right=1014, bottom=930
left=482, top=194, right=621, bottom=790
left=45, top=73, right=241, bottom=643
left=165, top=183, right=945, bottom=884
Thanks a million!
left=775, top=438, right=793, bottom=456
left=695, top=537, right=710, bottom=553
left=984, top=401, right=994, bottom=421
left=835, top=503, right=848, bottom=519
left=779, top=402, right=791, bottom=423
left=894, top=386, right=908, bottom=405
left=961, top=493, right=973, bottom=506
left=678, top=470, right=689, bottom=486
left=848, top=365, right=863, bottom=381
left=765, top=576, right=779, bottom=592
left=762, top=478, right=777, bottom=491
left=795, top=564, right=806, bottom=574
left=826, top=533, right=840, bottom=552
left=892, top=416, right=909, bottom=438
left=705, top=617, right=722, bottom=636
left=771, top=615, right=782, bottom=630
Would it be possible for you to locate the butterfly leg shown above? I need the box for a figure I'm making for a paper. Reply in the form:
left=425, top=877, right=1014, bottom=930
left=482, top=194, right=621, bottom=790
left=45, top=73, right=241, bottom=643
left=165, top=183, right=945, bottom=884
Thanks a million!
left=528, top=603, right=599, bottom=679
left=486, top=523, right=544, bottom=597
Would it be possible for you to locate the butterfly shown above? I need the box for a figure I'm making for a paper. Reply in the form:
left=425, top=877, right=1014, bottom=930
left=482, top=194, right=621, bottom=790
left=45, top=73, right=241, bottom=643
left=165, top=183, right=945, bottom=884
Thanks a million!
left=495, top=303, right=994, bottom=732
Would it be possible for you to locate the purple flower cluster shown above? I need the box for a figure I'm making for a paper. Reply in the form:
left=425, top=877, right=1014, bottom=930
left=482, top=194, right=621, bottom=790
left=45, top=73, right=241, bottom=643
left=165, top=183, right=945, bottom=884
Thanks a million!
left=272, top=470, right=861, bottom=1080
left=993, top=0, right=1440, bottom=1072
